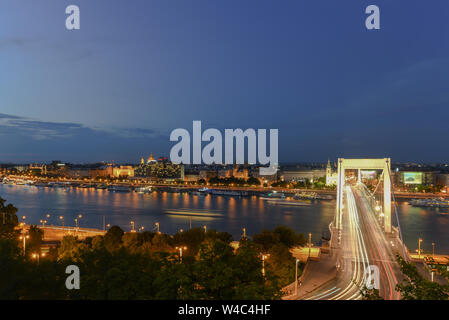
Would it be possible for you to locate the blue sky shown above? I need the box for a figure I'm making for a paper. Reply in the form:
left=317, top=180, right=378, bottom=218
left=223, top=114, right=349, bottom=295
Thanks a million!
left=0, top=0, right=448, bottom=163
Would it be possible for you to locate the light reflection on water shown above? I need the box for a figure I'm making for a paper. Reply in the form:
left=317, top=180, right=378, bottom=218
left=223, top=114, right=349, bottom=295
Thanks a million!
left=0, top=184, right=447, bottom=253
left=397, top=200, right=449, bottom=254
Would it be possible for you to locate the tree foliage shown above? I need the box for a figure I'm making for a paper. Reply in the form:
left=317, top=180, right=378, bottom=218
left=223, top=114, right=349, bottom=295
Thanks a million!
left=395, top=255, right=449, bottom=300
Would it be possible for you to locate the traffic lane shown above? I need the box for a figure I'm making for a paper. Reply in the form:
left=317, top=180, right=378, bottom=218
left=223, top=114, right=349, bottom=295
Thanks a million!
left=302, top=189, right=358, bottom=300
left=353, top=188, right=402, bottom=300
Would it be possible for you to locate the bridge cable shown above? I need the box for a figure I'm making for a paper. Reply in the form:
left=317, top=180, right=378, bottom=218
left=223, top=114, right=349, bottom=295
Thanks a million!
left=372, top=172, right=383, bottom=196
left=386, top=165, right=408, bottom=261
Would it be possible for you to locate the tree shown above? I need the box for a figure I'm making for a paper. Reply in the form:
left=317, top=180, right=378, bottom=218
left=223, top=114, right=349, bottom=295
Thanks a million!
left=0, top=198, right=19, bottom=240
left=104, top=226, right=124, bottom=253
left=361, top=286, right=383, bottom=300
left=150, top=233, right=173, bottom=253
left=173, top=228, right=205, bottom=256
left=273, top=226, right=306, bottom=247
left=205, top=229, right=233, bottom=244
left=234, top=239, right=280, bottom=299
left=0, top=239, right=24, bottom=299
left=58, top=235, right=87, bottom=261
left=247, top=177, right=261, bottom=186
left=195, top=239, right=240, bottom=299
left=91, top=235, right=105, bottom=250
left=122, top=232, right=142, bottom=253
left=253, top=229, right=280, bottom=252
left=266, top=243, right=297, bottom=288
left=396, top=255, right=449, bottom=300
left=27, top=225, right=44, bottom=254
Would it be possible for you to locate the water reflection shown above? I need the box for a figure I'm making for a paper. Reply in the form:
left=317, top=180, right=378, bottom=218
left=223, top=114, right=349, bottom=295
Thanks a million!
left=0, top=184, right=447, bottom=252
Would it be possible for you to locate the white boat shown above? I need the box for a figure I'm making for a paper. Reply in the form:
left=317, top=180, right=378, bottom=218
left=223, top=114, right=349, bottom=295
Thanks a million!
left=266, top=199, right=311, bottom=206
left=108, top=185, right=130, bottom=192
left=135, top=186, right=152, bottom=194
left=209, top=189, right=248, bottom=197
left=410, top=198, right=449, bottom=208
left=261, top=191, right=285, bottom=200
left=165, top=209, right=224, bottom=218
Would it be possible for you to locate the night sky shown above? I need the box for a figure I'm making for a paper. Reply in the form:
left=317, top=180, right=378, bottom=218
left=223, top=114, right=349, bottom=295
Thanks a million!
left=1, top=1, right=448, bottom=163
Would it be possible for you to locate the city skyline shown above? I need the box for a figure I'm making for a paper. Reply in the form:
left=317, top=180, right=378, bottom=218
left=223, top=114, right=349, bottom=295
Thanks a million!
left=1, top=1, right=449, bottom=163
left=1, top=0, right=448, bottom=304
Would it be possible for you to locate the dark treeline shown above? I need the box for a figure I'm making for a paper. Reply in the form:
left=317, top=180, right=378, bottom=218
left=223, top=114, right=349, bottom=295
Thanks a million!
left=0, top=197, right=306, bottom=300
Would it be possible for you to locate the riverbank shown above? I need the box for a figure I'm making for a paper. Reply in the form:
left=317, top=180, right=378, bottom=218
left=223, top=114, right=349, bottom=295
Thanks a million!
left=3, top=174, right=448, bottom=200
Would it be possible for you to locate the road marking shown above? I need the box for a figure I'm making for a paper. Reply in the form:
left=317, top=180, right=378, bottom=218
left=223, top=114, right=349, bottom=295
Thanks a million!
left=306, top=287, right=341, bottom=300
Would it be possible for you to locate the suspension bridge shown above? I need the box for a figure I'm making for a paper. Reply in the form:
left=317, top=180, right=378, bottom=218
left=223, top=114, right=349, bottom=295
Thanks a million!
left=298, top=158, right=409, bottom=300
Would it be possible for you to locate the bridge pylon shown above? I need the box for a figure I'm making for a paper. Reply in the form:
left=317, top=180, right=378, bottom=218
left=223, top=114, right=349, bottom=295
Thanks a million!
left=335, top=158, right=392, bottom=233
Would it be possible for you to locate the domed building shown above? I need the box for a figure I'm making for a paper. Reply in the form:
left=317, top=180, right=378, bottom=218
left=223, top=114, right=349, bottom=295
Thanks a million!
left=147, top=153, right=157, bottom=164
left=135, top=153, right=182, bottom=179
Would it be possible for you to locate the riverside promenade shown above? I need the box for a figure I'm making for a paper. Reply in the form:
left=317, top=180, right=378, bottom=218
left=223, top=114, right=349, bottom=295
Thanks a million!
left=21, top=224, right=106, bottom=241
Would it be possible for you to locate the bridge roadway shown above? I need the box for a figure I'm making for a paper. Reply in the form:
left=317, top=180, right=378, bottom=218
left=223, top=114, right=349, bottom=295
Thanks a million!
left=301, top=185, right=403, bottom=300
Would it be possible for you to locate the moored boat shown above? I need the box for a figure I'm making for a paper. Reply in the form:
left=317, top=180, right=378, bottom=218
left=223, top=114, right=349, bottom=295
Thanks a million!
left=108, top=185, right=130, bottom=192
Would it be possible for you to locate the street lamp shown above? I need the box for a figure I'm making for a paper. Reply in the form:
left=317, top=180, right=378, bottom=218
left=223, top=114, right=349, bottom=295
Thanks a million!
left=242, top=227, right=247, bottom=239
left=261, top=254, right=269, bottom=277
left=295, top=259, right=300, bottom=296
left=21, top=216, right=26, bottom=229
left=59, top=215, right=65, bottom=233
left=31, top=252, right=46, bottom=264
left=308, top=232, right=312, bottom=259
left=176, top=246, right=187, bottom=263
left=19, top=233, right=30, bottom=256
left=40, top=219, right=48, bottom=227
left=155, top=222, right=160, bottom=234
left=418, top=238, right=423, bottom=259
left=130, top=221, right=135, bottom=233
left=203, top=225, right=207, bottom=233
left=139, top=226, right=145, bottom=232
left=432, top=242, right=435, bottom=257
left=74, top=213, right=83, bottom=230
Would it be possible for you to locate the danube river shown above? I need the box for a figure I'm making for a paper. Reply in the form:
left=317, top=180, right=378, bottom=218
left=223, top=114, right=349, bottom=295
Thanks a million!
left=1, top=184, right=448, bottom=253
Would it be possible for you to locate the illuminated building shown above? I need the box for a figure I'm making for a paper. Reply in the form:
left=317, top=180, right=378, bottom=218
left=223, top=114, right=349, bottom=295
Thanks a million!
left=112, top=166, right=134, bottom=178
left=135, top=153, right=181, bottom=179
left=29, top=164, right=47, bottom=175
left=396, top=171, right=437, bottom=186
left=90, top=165, right=113, bottom=178
left=147, top=153, right=157, bottom=164
left=326, top=159, right=338, bottom=186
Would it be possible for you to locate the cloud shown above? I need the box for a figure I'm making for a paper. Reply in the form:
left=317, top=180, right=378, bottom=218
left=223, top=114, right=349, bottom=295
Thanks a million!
left=0, top=113, right=22, bottom=119
left=96, top=126, right=162, bottom=139
left=0, top=114, right=85, bottom=140
left=0, top=113, right=164, bottom=141
left=0, top=113, right=170, bottom=162
left=0, top=37, right=39, bottom=50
